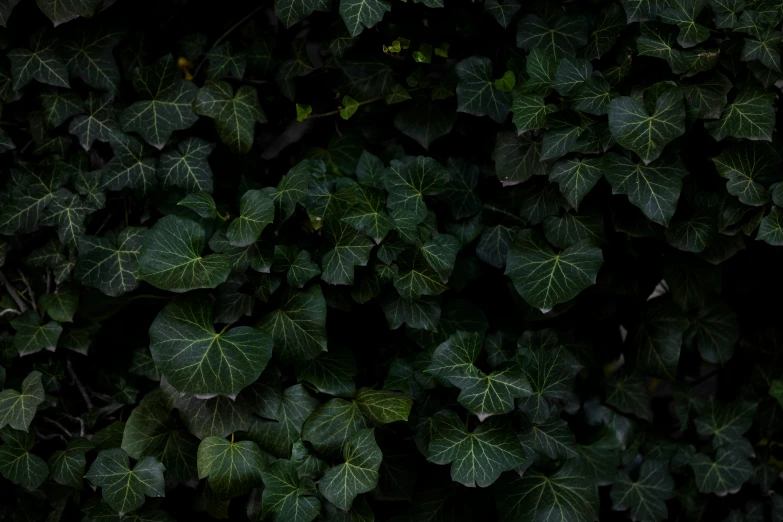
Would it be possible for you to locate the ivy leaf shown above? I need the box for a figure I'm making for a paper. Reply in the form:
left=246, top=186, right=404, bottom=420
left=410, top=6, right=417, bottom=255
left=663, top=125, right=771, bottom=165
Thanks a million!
left=518, top=346, right=581, bottom=423
left=660, top=0, right=710, bottom=48
left=631, top=299, right=687, bottom=380
left=495, top=459, right=598, bottom=522
left=76, top=227, right=146, bottom=297
left=197, top=436, right=266, bottom=498
left=693, top=398, right=756, bottom=449
left=11, top=310, right=63, bottom=356
left=681, top=71, right=732, bottom=120
left=194, top=81, right=266, bottom=154
left=40, top=88, right=83, bottom=128
left=484, top=0, right=521, bottom=29
left=179, top=192, right=218, bottom=219
left=393, top=99, right=455, bottom=150
left=258, top=285, right=327, bottom=363
left=121, top=393, right=198, bottom=486
left=572, top=76, right=613, bottom=116
left=227, top=190, right=274, bottom=247
left=355, top=388, right=413, bottom=425
left=8, top=32, right=69, bottom=90
left=712, top=142, right=778, bottom=207
left=138, top=215, right=231, bottom=292
left=297, top=350, right=357, bottom=397
left=61, top=30, right=122, bottom=92
left=608, top=89, right=685, bottom=164
left=604, top=153, right=687, bottom=227
left=149, top=294, right=273, bottom=396
left=606, top=373, right=653, bottom=421
left=260, top=459, right=321, bottom=522
left=0, top=371, right=45, bottom=431
left=38, top=286, right=79, bottom=322
left=709, top=0, right=745, bottom=29
left=621, top=0, right=667, bottom=22
left=582, top=3, right=626, bottom=59
left=519, top=411, right=577, bottom=460
left=158, top=137, right=215, bottom=193
left=705, top=86, right=775, bottom=141
left=321, top=219, right=374, bottom=285
left=543, top=212, right=605, bottom=249
left=505, top=230, right=603, bottom=312
left=549, top=157, right=604, bottom=211
left=273, top=247, right=321, bottom=288
left=428, top=410, right=524, bottom=487
left=205, top=42, right=247, bottom=80
left=318, top=428, right=383, bottom=510
left=85, top=448, right=165, bottom=515
left=342, top=185, right=394, bottom=242
left=454, top=57, right=511, bottom=123
left=339, top=0, right=391, bottom=37
left=40, top=189, right=94, bottom=247
left=381, top=294, right=441, bottom=331
left=541, top=110, right=589, bottom=161
left=666, top=205, right=717, bottom=253
left=611, top=459, right=675, bottom=521
left=384, top=156, right=450, bottom=222
left=302, top=398, right=367, bottom=456
left=120, top=55, right=198, bottom=149
left=690, top=447, right=753, bottom=495
left=249, top=384, right=320, bottom=458
left=37, top=0, right=101, bottom=26
left=516, top=14, right=588, bottom=59
left=49, top=438, right=93, bottom=488
left=100, top=130, right=157, bottom=194
left=511, top=94, right=556, bottom=134
left=521, top=47, right=557, bottom=94
left=492, top=132, right=544, bottom=185
left=276, top=0, right=329, bottom=28
left=758, top=207, right=783, bottom=246
left=0, top=0, right=21, bottom=26
left=68, top=92, right=119, bottom=150
left=0, top=429, right=48, bottom=490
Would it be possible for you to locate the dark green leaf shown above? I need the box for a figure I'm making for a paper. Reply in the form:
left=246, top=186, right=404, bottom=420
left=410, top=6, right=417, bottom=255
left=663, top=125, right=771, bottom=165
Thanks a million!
left=85, top=448, right=165, bottom=515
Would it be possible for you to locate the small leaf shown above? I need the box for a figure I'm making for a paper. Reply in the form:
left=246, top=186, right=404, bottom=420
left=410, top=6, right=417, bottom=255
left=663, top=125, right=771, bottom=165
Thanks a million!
left=178, top=192, right=218, bottom=219
left=197, top=436, right=267, bottom=498
left=297, top=350, right=357, bottom=397
left=49, top=438, right=93, bottom=488
left=11, top=310, right=63, bottom=356
left=355, top=388, right=413, bottom=425
left=68, top=92, right=119, bottom=151
left=38, top=286, right=78, bottom=322
left=257, top=285, right=327, bottom=363
left=76, top=227, right=146, bottom=297
left=340, top=95, right=360, bottom=120
left=100, top=130, right=157, bottom=194
left=158, top=137, right=215, bottom=193
left=260, top=459, right=321, bottom=522
left=0, top=371, right=45, bottom=431
left=276, top=0, right=329, bottom=28
left=455, top=56, right=511, bottom=122
left=85, top=448, right=165, bottom=515
left=484, top=0, right=520, bottom=29
left=321, top=219, right=374, bottom=285
left=249, top=384, right=320, bottom=458
left=516, top=14, right=588, bottom=59
left=339, top=0, right=391, bottom=37
left=611, top=459, right=675, bottom=521
left=549, top=157, right=604, bottom=210
left=227, top=190, right=274, bottom=247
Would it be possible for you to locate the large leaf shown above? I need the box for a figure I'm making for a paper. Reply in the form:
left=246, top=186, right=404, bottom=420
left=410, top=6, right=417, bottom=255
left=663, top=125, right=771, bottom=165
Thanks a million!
left=257, top=285, right=327, bottom=363
left=297, top=350, right=357, bottom=397
left=227, top=190, right=274, bottom=247
left=138, top=215, right=231, bottom=292
left=604, top=153, right=688, bottom=227
left=318, top=428, right=383, bottom=510
left=518, top=346, right=582, bottom=423
left=608, top=89, right=685, bottom=164
left=194, top=81, right=266, bottom=154
left=0, top=428, right=48, bottom=490
left=197, top=436, right=266, bottom=498
left=0, top=371, right=45, bottom=432
left=8, top=33, right=69, bottom=90
left=428, top=410, right=525, bottom=487
left=61, top=30, right=122, bottom=92
left=505, top=230, right=603, bottom=312
left=339, top=0, right=391, bottom=37
left=149, top=294, right=273, bottom=395
left=85, top=448, right=165, bottom=515
left=705, top=87, right=775, bottom=141
left=548, top=157, right=604, bottom=210
left=302, top=398, right=367, bottom=456
left=690, top=447, right=753, bottom=495
left=495, top=459, right=599, bottom=522
left=693, top=398, right=756, bottom=449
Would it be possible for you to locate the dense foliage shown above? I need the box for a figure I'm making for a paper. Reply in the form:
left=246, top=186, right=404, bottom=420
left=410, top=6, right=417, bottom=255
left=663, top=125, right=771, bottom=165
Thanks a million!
left=1, top=0, right=783, bottom=520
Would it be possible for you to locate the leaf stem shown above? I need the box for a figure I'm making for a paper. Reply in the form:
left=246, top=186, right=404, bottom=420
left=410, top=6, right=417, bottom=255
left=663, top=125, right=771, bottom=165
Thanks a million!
left=303, top=87, right=427, bottom=120
left=0, top=270, right=28, bottom=313
left=17, top=271, right=37, bottom=312
left=67, top=359, right=94, bottom=411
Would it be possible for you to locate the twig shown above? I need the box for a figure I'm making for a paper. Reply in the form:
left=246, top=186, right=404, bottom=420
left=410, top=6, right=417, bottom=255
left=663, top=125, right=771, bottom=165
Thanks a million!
left=36, top=428, right=67, bottom=443
left=194, top=5, right=265, bottom=77
left=46, top=268, right=52, bottom=295
left=67, top=359, right=94, bottom=411
left=0, top=270, right=27, bottom=313
left=94, top=211, right=114, bottom=236
left=0, top=309, right=21, bottom=317
left=41, top=417, right=74, bottom=437
left=62, top=413, right=86, bottom=437
left=17, top=271, right=36, bottom=312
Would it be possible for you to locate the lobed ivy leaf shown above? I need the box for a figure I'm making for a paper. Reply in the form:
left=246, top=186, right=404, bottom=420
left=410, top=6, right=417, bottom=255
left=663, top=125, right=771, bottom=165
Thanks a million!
left=318, top=428, right=383, bottom=510
left=149, top=294, right=273, bottom=396
left=548, top=157, right=604, bottom=211
left=705, top=87, right=775, bottom=141
left=100, top=130, right=157, bottom=194
left=393, top=99, right=455, bottom=150
left=197, top=436, right=267, bottom=498
left=76, top=227, right=146, bottom=297
left=454, top=57, right=511, bottom=123
left=690, top=446, right=753, bottom=495
left=138, top=215, right=231, bottom=292
left=297, top=350, right=357, bottom=397
left=712, top=142, right=778, bottom=207
left=8, top=32, right=69, bottom=90
left=321, top=219, right=374, bottom=285
left=0, top=428, right=48, bottom=490
left=61, top=30, right=122, bottom=92
left=518, top=346, right=581, bottom=423
left=158, top=137, right=215, bottom=193
left=258, top=285, right=327, bottom=363
left=484, top=0, right=520, bottom=29
left=85, top=448, right=165, bottom=515
left=516, top=14, right=588, bottom=59
left=260, top=459, right=321, bottom=522
left=610, top=459, right=675, bottom=521
left=339, top=0, right=391, bottom=37
left=0, top=371, right=45, bottom=431
left=36, top=0, right=102, bottom=26
left=249, top=384, right=319, bottom=458
left=11, top=310, right=63, bottom=356
left=194, top=81, right=266, bottom=154
left=227, top=190, right=274, bottom=247
left=68, top=92, right=119, bottom=150
left=49, top=438, right=93, bottom=488
left=519, top=411, right=577, bottom=460
left=505, top=230, right=603, bottom=312
left=660, top=0, right=710, bottom=48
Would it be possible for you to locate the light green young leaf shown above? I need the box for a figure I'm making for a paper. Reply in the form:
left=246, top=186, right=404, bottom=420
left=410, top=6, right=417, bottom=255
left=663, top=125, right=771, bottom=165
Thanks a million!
left=608, top=89, right=685, bottom=164
left=158, top=137, right=215, bottom=193
left=76, top=227, right=147, bottom=297
left=194, top=81, right=266, bottom=154
left=257, top=285, right=327, bottom=363
left=0, top=428, right=48, bottom=490
left=318, top=428, right=383, bottom=510
left=454, top=56, right=511, bottom=123
left=428, top=410, right=525, bottom=487
left=197, top=436, right=267, bottom=498
left=149, top=294, right=273, bottom=395
left=505, top=230, right=603, bottom=312
left=0, top=371, right=45, bottom=431
left=138, top=214, right=231, bottom=292
left=85, top=448, right=165, bottom=515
